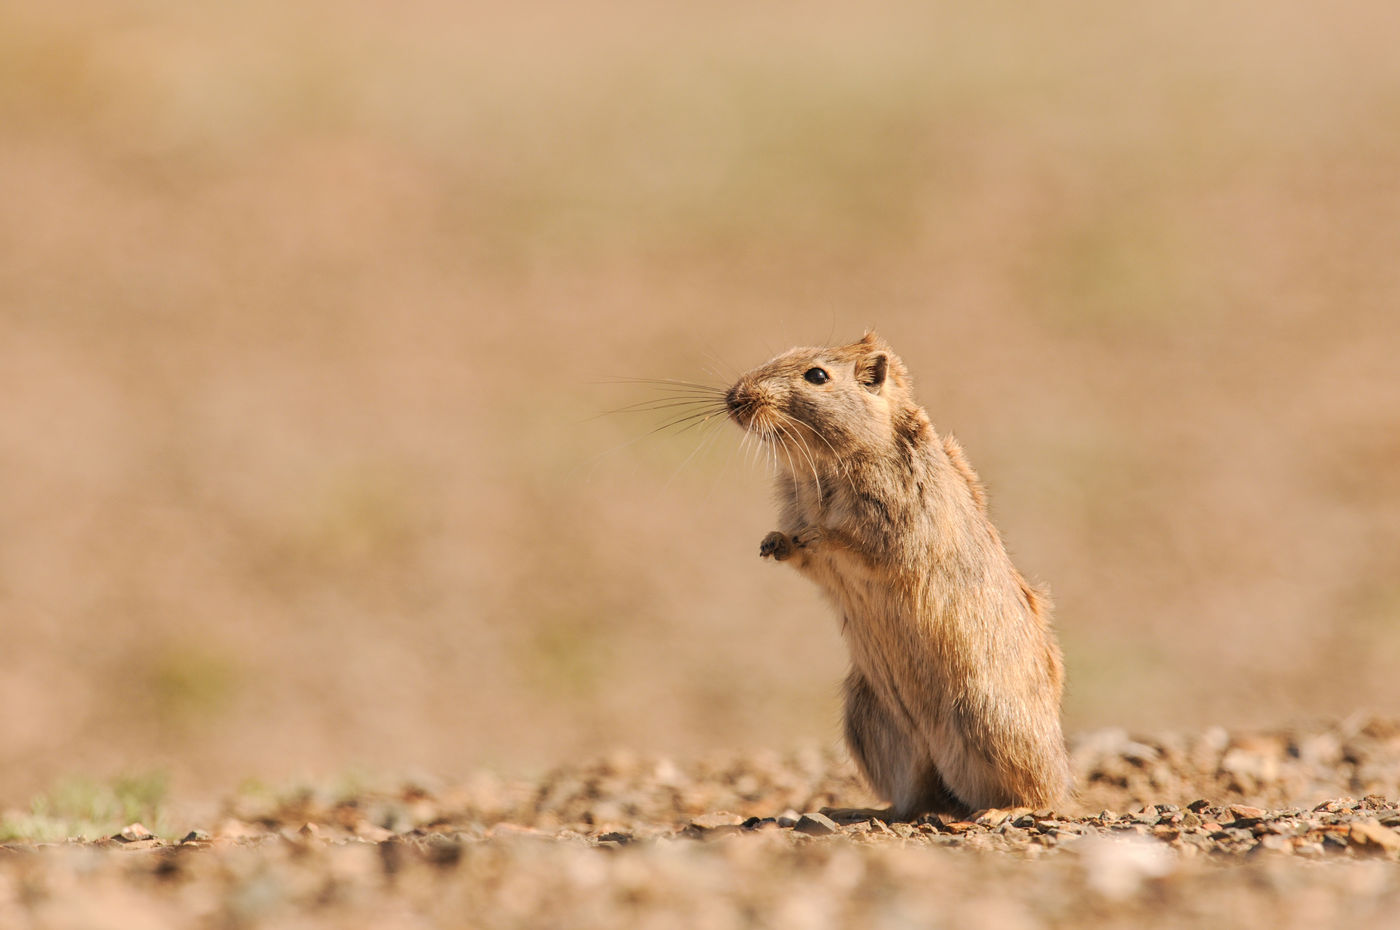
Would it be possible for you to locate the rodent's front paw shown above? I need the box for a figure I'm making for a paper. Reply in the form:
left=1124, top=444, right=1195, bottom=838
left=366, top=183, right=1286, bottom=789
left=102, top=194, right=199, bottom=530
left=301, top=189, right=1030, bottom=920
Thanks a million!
left=759, top=531, right=794, bottom=561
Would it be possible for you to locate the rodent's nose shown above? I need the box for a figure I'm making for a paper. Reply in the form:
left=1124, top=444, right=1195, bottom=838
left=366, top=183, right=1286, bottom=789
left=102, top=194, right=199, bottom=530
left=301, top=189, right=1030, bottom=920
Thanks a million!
left=725, top=385, right=744, bottom=412
left=725, top=384, right=756, bottom=425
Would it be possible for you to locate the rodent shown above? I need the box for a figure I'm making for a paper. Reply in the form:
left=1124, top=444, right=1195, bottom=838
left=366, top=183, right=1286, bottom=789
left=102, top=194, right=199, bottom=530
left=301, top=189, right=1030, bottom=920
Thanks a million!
left=724, top=332, right=1071, bottom=818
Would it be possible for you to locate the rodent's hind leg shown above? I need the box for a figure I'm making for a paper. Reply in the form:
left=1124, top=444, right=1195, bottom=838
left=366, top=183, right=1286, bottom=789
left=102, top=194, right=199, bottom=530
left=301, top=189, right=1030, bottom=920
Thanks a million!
left=843, top=670, right=967, bottom=821
left=904, top=763, right=969, bottom=821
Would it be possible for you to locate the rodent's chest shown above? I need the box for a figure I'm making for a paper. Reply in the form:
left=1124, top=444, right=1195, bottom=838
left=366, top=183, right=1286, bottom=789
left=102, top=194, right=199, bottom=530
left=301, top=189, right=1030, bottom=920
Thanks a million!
left=801, top=531, right=903, bottom=627
left=788, top=483, right=869, bottom=532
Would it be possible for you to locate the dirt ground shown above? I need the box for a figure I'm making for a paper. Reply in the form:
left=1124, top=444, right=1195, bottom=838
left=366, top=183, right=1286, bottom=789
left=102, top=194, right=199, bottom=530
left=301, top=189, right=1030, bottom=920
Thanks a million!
left=3, top=719, right=1398, bottom=929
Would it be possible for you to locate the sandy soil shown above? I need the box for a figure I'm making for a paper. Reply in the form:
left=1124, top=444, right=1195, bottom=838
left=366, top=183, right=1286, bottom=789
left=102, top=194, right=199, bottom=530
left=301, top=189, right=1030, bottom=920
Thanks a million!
left=3, top=720, right=1398, bottom=929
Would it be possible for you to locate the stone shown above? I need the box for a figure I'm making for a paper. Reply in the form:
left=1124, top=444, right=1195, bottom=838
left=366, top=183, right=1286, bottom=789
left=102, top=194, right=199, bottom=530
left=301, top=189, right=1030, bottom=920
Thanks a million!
left=486, top=823, right=549, bottom=841
left=593, top=831, right=632, bottom=845
left=794, top=812, right=838, bottom=836
left=691, top=812, right=745, bottom=830
left=1349, top=820, right=1400, bottom=855
left=1228, top=805, right=1266, bottom=821
left=355, top=823, right=395, bottom=843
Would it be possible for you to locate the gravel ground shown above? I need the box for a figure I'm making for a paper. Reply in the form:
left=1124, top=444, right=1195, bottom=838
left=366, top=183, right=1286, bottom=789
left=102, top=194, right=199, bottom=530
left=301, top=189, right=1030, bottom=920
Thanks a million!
left=4, top=719, right=1399, bottom=929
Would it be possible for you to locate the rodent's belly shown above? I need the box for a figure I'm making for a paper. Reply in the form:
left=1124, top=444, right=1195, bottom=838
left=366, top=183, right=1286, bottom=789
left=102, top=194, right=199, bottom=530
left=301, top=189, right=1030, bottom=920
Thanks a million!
left=808, top=550, right=927, bottom=662
left=805, top=544, right=961, bottom=709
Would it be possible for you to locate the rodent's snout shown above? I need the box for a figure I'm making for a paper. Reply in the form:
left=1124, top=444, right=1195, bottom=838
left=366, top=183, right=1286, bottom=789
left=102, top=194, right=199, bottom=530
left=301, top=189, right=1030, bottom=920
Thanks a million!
left=725, top=383, right=758, bottom=428
left=725, top=384, right=746, bottom=415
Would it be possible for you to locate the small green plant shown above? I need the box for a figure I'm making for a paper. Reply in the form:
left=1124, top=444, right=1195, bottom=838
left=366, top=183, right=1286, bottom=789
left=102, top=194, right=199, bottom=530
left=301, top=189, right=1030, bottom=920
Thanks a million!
left=0, top=772, right=170, bottom=843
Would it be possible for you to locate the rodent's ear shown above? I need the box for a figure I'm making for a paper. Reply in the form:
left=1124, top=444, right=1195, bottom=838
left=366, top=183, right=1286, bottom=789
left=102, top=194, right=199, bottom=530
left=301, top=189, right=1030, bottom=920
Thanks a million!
left=858, top=352, right=888, bottom=394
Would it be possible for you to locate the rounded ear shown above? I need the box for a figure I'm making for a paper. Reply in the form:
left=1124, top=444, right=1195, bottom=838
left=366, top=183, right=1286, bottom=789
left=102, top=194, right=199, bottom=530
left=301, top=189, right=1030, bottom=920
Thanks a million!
left=858, top=352, right=888, bottom=394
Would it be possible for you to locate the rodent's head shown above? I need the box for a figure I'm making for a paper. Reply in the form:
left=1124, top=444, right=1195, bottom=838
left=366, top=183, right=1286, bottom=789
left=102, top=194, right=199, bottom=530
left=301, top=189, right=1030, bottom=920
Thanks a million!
left=725, top=332, right=914, bottom=466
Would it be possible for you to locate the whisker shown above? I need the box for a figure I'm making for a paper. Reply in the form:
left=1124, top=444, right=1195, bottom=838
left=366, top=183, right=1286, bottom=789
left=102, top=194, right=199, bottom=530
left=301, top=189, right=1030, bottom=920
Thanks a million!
left=747, top=418, right=772, bottom=474
left=662, top=416, right=726, bottom=489
left=609, top=398, right=724, bottom=415
left=580, top=413, right=712, bottom=478
left=775, top=412, right=824, bottom=506
left=624, top=388, right=728, bottom=401
left=697, top=348, right=739, bottom=386
left=774, top=417, right=823, bottom=506
left=584, top=376, right=730, bottom=483
left=599, top=377, right=726, bottom=394
left=607, top=391, right=727, bottom=407
left=668, top=410, right=726, bottom=437
left=649, top=408, right=727, bottom=436
left=696, top=416, right=744, bottom=508
left=739, top=429, right=757, bottom=473
left=784, top=415, right=856, bottom=497
left=771, top=420, right=797, bottom=479
left=593, top=398, right=724, bottom=420
left=772, top=411, right=837, bottom=461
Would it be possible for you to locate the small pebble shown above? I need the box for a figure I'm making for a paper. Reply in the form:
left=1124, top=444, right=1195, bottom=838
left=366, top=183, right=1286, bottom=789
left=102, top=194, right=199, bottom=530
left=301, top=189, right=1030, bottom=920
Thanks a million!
left=794, top=813, right=838, bottom=836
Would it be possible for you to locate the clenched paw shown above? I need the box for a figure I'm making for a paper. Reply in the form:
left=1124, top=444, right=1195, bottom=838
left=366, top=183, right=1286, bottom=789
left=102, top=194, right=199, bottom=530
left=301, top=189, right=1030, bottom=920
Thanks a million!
left=759, top=531, right=794, bottom=561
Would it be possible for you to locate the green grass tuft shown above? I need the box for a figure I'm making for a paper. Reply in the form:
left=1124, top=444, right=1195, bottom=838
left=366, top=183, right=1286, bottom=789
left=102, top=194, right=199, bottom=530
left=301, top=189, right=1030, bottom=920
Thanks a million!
left=0, top=773, right=171, bottom=843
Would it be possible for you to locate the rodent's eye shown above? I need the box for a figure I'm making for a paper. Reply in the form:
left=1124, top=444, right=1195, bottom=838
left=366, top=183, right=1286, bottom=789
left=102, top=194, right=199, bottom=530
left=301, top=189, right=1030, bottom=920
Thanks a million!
left=803, top=367, right=830, bottom=385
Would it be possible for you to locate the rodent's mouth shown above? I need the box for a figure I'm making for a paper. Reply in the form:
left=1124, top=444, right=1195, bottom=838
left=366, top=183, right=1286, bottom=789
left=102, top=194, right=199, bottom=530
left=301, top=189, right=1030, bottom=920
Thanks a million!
left=727, top=384, right=787, bottom=442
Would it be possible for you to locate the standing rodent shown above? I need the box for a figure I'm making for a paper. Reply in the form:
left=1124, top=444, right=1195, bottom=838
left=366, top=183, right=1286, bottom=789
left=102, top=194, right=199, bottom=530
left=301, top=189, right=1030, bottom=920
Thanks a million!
left=725, top=332, right=1071, bottom=818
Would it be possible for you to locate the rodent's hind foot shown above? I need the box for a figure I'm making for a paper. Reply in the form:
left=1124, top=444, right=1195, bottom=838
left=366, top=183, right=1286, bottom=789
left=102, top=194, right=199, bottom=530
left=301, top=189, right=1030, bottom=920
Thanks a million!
left=819, top=806, right=899, bottom=825
left=759, top=531, right=794, bottom=561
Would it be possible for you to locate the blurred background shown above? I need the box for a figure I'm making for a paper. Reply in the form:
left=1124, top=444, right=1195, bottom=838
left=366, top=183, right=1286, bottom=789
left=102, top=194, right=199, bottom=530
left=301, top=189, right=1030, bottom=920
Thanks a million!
left=2, top=0, right=1398, bottom=801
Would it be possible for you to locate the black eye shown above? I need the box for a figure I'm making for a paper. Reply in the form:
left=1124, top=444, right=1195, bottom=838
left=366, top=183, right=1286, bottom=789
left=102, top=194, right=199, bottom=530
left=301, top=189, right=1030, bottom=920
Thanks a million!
left=803, top=367, right=830, bottom=385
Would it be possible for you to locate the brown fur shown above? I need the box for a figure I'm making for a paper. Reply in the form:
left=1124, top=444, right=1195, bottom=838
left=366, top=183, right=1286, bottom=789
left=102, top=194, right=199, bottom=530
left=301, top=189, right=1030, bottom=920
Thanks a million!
left=727, top=332, right=1072, bottom=818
